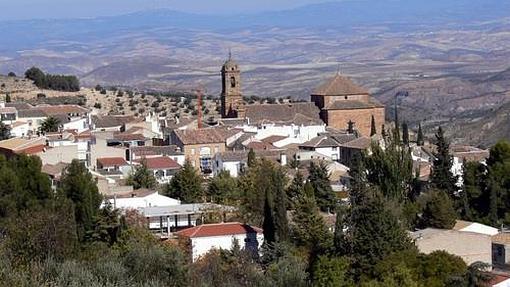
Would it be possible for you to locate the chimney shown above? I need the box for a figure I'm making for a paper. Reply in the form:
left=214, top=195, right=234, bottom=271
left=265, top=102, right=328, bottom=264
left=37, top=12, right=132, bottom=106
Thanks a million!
left=280, top=153, right=287, bottom=166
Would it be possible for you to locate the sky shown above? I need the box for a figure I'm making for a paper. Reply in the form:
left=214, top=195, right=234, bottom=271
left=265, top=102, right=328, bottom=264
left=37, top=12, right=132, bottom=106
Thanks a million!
left=1, top=0, right=342, bottom=20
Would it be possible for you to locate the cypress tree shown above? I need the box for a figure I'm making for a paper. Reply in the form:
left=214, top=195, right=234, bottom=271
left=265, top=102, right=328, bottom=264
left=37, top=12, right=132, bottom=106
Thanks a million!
left=416, top=123, right=424, bottom=146
left=287, top=171, right=305, bottom=208
left=273, top=166, right=289, bottom=242
left=402, top=121, right=409, bottom=146
left=263, top=188, right=276, bottom=244
left=247, top=148, right=256, bottom=168
left=430, top=126, right=458, bottom=195
left=381, top=124, right=387, bottom=139
left=370, top=115, right=377, bottom=136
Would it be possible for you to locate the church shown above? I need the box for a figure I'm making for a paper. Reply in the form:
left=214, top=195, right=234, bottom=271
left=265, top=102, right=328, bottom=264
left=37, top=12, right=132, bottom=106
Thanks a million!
left=220, top=56, right=385, bottom=137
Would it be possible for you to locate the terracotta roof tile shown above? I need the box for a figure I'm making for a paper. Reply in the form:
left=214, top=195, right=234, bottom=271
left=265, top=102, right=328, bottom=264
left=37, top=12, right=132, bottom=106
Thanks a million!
left=36, top=105, right=88, bottom=116
left=175, top=222, right=262, bottom=238
left=340, top=136, right=372, bottom=150
left=97, top=157, right=128, bottom=167
left=131, top=145, right=183, bottom=157
left=135, top=156, right=181, bottom=170
left=244, top=103, right=322, bottom=125
left=313, top=74, right=369, bottom=96
left=173, top=128, right=232, bottom=145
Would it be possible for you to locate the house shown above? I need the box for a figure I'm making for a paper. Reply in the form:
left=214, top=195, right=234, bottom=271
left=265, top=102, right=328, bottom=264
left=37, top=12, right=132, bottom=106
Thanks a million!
left=411, top=228, right=492, bottom=266
left=241, top=103, right=326, bottom=143
left=91, top=115, right=137, bottom=131
left=0, top=103, right=17, bottom=124
left=41, top=162, right=68, bottom=189
left=140, top=203, right=237, bottom=236
left=105, top=188, right=180, bottom=210
left=0, top=137, right=46, bottom=158
left=96, top=157, right=131, bottom=177
left=9, top=121, right=29, bottom=137
left=175, top=222, right=264, bottom=262
left=171, top=127, right=241, bottom=174
left=310, top=73, right=385, bottom=136
left=107, top=132, right=148, bottom=147
left=492, top=232, right=510, bottom=268
left=453, top=220, right=499, bottom=236
left=299, top=135, right=343, bottom=161
left=213, top=149, right=288, bottom=177
left=130, top=145, right=185, bottom=165
left=339, top=136, right=374, bottom=166
left=17, top=108, right=47, bottom=134
left=134, top=156, right=181, bottom=184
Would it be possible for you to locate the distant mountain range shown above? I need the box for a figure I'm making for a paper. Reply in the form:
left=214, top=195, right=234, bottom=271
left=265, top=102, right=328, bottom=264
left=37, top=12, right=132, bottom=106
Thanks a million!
left=1, top=0, right=510, bottom=52
left=1, top=0, right=510, bottom=146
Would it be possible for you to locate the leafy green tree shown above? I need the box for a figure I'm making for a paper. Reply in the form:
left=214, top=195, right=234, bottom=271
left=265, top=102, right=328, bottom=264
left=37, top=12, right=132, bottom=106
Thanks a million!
left=60, top=159, right=102, bottom=241
left=420, top=189, right=457, bottom=229
left=25, top=67, right=46, bottom=87
left=312, top=256, right=353, bottom=287
left=4, top=197, right=78, bottom=265
left=164, top=160, right=203, bottom=203
left=127, top=161, right=157, bottom=190
left=40, top=116, right=61, bottom=133
left=430, top=126, right=458, bottom=195
left=460, top=161, right=486, bottom=221
left=7, top=72, right=16, bottom=77
left=483, top=140, right=510, bottom=224
left=206, top=170, right=238, bottom=204
left=381, top=124, right=387, bottom=139
left=267, top=255, right=309, bottom=287
left=308, top=162, right=336, bottom=212
left=402, top=121, right=409, bottom=146
left=416, top=123, right=424, bottom=146
left=370, top=115, right=377, bottom=136
left=365, top=139, right=413, bottom=201
left=462, top=261, right=493, bottom=287
left=0, top=122, right=10, bottom=140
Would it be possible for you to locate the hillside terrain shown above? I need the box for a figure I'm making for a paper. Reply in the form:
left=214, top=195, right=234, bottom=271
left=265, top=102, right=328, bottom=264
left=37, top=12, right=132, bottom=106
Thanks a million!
left=1, top=1, right=510, bottom=146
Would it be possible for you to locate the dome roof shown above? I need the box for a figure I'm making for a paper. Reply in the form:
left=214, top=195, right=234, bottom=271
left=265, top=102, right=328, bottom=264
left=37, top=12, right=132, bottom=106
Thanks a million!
left=313, top=74, right=368, bottom=96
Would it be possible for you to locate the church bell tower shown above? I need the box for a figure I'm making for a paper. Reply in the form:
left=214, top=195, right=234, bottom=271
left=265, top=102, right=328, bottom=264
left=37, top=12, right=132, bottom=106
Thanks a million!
left=221, top=52, right=244, bottom=118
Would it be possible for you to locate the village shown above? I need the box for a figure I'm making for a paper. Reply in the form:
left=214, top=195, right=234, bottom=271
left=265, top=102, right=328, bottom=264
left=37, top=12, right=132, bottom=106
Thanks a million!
left=1, top=56, right=510, bottom=286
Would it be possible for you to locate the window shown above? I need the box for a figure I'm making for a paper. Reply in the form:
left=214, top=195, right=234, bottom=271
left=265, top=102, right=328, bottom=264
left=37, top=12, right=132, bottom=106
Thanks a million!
left=200, top=157, right=212, bottom=174
left=191, top=148, right=195, bottom=155
left=230, top=76, right=236, bottom=88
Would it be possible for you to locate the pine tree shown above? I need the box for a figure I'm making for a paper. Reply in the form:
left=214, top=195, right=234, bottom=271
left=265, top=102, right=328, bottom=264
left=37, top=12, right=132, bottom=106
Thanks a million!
left=165, top=160, right=203, bottom=203
left=308, top=162, right=336, bottom=212
left=402, top=121, right=409, bottom=146
left=416, top=123, right=424, bottom=146
left=60, top=159, right=102, bottom=241
left=420, top=189, right=457, bottom=229
left=430, top=126, right=458, bottom=195
left=348, top=189, right=414, bottom=278
left=287, top=171, right=304, bottom=207
left=127, top=160, right=157, bottom=190
left=291, top=182, right=333, bottom=256
left=206, top=170, right=238, bottom=204
left=370, top=115, right=377, bottom=136
left=5, top=93, right=11, bottom=103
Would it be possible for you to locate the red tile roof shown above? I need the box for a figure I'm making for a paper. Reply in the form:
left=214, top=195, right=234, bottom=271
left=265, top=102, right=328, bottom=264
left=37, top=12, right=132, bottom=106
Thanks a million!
left=175, top=222, right=263, bottom=238
left=173, top=128, right=232, bottom=145
left=136, top=156, right=181, bottom=170
left=113, top=133, right=146, bottom=141
left=313, top=74, right=369, bottom=96
left=97, top=157, right=128, bottom=167
left=36, top=105, right=88, bottom=116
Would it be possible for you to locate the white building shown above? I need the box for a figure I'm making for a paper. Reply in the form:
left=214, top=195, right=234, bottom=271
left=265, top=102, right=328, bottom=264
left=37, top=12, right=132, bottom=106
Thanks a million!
left=134, top=156, right=181, bottom=184
left=106, top=189, right=180, bottom=210
left=453, top=220, right=499, bottom=236
left=175, top=222, right=264, bottom=262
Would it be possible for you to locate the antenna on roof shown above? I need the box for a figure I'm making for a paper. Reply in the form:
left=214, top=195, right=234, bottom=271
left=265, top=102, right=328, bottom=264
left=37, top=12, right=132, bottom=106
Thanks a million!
left=336, top=63, right=341, bottom=75
left=228, top=48, right=232, bottom=60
